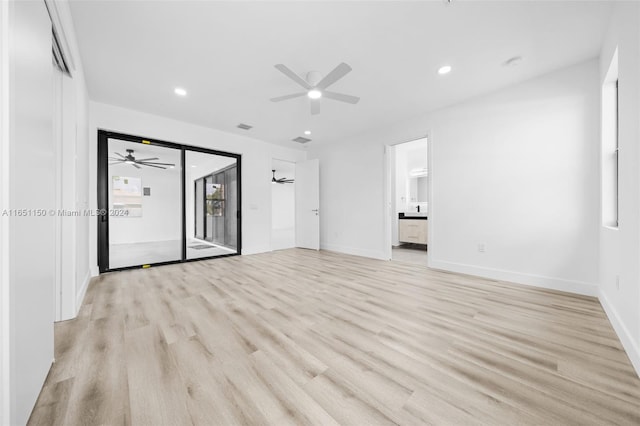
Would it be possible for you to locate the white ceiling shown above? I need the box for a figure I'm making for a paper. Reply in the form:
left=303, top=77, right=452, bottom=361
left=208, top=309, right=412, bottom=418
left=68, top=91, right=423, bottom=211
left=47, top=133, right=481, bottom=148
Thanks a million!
left=70, top=1, right=612, bottom=149
left=186, top=150, right=237, bottom=180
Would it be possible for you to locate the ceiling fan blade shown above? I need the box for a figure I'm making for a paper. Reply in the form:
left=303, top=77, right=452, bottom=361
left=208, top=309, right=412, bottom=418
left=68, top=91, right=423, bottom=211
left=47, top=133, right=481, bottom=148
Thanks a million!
left=270, top=92, right=306, bottom=102
left=323, top=91, right=360, bottom=104
left=135, top=157, right=159, bottom=162
left=115, top=152, right=127, bottom=159
left=108, top=157, right=125, bottom=161
left=310, top=98, right=320, bottom=115
left=132, top=163, right=141, bottom=169
left=138, top=161, right=175, bottom=166
left=138, top=163, right=166, bottom=169
left=274, top=64, right=311, bottom=89
left=316, top=62, right=352, bottom=90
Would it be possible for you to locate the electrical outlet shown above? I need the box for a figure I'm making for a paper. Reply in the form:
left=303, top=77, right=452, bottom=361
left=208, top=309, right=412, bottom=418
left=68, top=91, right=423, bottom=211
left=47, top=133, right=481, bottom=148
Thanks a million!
left=478, top=243, right=486, bottom=253
left=616, top=275, right=620, bottom=290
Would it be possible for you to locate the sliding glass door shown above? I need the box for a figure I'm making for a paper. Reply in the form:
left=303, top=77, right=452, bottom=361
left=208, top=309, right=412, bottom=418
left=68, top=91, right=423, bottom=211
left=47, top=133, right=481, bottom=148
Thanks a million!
left=97, top=131, right=241, bottom=272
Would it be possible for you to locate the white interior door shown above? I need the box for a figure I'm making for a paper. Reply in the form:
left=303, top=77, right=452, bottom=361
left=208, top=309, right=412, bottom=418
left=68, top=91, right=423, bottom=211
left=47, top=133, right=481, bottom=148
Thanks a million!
left=295, top=159, right=320, bottom=250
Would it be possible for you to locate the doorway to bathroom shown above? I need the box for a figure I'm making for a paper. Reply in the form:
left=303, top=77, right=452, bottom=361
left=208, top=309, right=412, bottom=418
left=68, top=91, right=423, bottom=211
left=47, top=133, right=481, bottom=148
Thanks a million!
left=388, top=137, right=429, bottom=265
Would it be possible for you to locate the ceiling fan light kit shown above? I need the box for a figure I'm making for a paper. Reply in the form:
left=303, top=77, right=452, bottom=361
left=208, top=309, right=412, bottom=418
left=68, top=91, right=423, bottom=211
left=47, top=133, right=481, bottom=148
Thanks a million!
left=270, top=62, right=360, bottom=115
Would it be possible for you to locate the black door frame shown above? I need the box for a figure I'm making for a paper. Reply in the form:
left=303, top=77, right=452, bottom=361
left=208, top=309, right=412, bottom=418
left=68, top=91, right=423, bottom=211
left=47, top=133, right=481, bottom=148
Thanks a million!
left=97, top=129, right=242, bottom=273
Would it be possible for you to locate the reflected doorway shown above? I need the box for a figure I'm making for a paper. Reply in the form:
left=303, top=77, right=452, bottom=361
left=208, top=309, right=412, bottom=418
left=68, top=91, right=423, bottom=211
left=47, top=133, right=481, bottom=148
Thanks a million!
left=271, top=159, right=296, bottom=251
left=187, top=151, right=238, bottom=260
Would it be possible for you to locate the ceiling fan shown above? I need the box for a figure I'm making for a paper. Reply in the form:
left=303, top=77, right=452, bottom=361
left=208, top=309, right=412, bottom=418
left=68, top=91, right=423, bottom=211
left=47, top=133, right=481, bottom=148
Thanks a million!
left=109, top=149, right=175, bottom=169
left=272, top=169, right=294, bottom=184
left=270, top=62, right=360, bottom=115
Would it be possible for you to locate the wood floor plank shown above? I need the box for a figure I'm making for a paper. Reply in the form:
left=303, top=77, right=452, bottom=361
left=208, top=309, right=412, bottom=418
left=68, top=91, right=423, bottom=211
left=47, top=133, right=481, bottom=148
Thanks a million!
left=168, top=336, right=251, bottom=425
left=28, top=248, right=640, bottom=425
left=125, top=324, right=190, bottom=425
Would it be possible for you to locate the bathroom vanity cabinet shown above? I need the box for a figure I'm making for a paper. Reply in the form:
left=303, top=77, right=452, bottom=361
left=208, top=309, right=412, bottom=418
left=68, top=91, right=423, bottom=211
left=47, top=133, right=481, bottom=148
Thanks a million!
left=398, top=215, right=428, bottom=245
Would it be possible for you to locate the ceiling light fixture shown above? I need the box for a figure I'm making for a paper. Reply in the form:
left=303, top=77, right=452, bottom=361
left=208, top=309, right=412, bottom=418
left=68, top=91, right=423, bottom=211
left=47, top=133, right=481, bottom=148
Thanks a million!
left=304, top=130, right=311, bottom=135
left=174, top=87, right=187, bottom=96
left=307, top=89, right=322, bottom=99
left=438, top=65, right=452, bottom=75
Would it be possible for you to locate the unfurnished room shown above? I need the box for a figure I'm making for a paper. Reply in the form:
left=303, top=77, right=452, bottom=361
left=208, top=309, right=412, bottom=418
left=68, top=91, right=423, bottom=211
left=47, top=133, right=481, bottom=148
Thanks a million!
left=1, top=0, right=640, bottom=425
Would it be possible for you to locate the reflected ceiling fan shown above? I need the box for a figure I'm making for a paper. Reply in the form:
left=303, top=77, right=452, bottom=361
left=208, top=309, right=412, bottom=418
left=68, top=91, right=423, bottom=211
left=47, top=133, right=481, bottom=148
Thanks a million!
left=109, top=149, right=175, bottom=169
left=272, top=170, right=294, bottom=184
left=270, top=62, right=360, bottom=115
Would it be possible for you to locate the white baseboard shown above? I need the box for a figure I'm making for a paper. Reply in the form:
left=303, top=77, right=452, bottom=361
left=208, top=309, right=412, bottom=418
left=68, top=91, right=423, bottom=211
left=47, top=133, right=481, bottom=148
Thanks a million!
left=429, top=259, right=598, bottom=297
left=598, top=290, right=640, bottom=378
left=320, top=243, right=388, bottom=261
left=75, top=270, right=91, bottom=316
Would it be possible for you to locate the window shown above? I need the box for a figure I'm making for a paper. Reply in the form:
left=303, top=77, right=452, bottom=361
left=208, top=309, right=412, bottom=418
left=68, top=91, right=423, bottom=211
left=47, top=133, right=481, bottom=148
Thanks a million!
left=602, top=49, right=619, bottom=228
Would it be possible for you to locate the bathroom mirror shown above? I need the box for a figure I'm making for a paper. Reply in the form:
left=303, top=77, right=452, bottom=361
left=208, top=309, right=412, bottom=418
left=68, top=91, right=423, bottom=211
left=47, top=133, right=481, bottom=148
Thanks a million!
left=408, top=176, right=428, bottom=202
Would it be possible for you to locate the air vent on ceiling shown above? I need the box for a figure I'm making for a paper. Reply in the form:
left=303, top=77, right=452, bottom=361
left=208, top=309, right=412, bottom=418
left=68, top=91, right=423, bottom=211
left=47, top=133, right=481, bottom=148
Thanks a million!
left=292, top=136, right=312, bottom=144
left=237, top=123, right=253, bottom=130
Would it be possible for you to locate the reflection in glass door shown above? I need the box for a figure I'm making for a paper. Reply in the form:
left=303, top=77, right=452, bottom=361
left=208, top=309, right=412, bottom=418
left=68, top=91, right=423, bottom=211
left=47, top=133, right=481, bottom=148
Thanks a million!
left=194, top=178, right=205, bottom=240
left=97, top=131, right=241, bottom=272
left=106, top=138, right=182, bottom=269
left=186, top=151, right=238, bottom=260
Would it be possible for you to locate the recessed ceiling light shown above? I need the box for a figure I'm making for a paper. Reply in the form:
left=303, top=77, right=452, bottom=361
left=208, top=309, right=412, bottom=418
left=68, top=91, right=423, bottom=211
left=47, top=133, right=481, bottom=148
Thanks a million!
left=191, top=165, right=197, bottom=168
left=304, top=130, right=311, bottom=135
left=438, top=65, right=452, bottom=75
left=503, top=56, right=523, bottom=67
left=307, top=89, right=322, bottom=99
left=174, top=87, right=187, bottom=96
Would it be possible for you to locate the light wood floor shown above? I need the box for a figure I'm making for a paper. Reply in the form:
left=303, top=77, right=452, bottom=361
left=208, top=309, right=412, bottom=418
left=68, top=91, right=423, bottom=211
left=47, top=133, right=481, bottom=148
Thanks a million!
left=29, top=249, right=640, bottom=425
left=392, top=244, right=428, bottom=266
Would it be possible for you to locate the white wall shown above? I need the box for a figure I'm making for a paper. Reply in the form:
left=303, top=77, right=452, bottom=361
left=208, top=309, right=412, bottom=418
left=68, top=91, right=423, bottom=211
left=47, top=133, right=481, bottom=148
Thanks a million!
left=311, top=137, right=387, bottom=259
left=1, top=1, right=56, bottom=424
left=310, top=59, right=600, bottom=296
left=598, top=1, right=640, bottom=375
left=89, top=101, right=307, bottom=275
left=0, top=2, right=9, bottom=422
